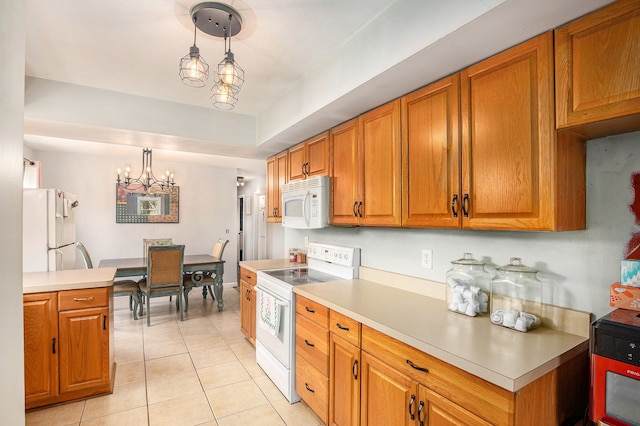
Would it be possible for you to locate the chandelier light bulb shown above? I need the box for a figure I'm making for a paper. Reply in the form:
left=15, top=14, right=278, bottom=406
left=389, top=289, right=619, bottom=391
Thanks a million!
left=221, top=60, right=235, bottom=85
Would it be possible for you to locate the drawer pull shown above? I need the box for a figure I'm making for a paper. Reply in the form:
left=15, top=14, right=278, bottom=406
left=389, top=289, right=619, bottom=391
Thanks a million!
left=103, top=315, right=107, bottom=330
left=304, top=383, right=315, bottom=393
left=336, top=323, right=350, bottom=331
left=304, top=339, right=315, bottom=347
left=52, top=338, right=56, bottom=354
left=409, top=394, right=416, bottom=420
left=73, top=296, right=95, bottom=302
left=418, top=400, right=425, bottom=426
left=305, top=306, right=315, bottom=314
left=462, top=193, right=469, bottom=217
left=406, top=359, right=429, bottom=373
left=352, top=359, right=358, bottom=380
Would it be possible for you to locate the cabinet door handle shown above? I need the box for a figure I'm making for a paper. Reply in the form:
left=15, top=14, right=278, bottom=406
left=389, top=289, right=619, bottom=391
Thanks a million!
left=406, top=359, right=429, bottom=373
left=352, top=359, right=358, bottom=380
left=336, top=323, right=350, bottom=331
left=353, top=201, right=358, bottom=217
left=451, top=194, right=459, bottom=218
left=409, top=394, right=416, bottom=420
left=304, top=339, right=315, bottom=347
left=418, top=400, right=425, bottom=426
left=103, top=315, right=107, bottom=330
left=52, top=337, right=56, bottom=354
left=73, top=296, right=94, bottom=302
left=304, top=383, right=315, bottom=393
left=305, top=306, right=315, bottom=314
left=358, top=201, right=363, bottom=218
left=462, top=193, right=469, bottom=217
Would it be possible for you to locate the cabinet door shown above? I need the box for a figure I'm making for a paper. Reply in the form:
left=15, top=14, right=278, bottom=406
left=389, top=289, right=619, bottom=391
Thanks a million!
left=59, top=307, right=110, bottom=395
left=460, top=32, right=557, bottom=230
left=555, top=0, right=640, bottom=139
left=402, top=74, right=461, bottom=228
left=419, top=385, right=492, bottom=426
left=288, top=142, right=307, bottom=182
left=330, top=119, right=360, bottom=226
left=266, top=155, right=278, bottom=222
left=330, top=334, right=360, bottom=426
left=360, top=351, right=417, bottom=426
left=240, top=280, right=255, bottom=344
left=266, top=152, right=288, bottom=222
left=359, top=99, right=402, bottom=227
left=306, top=131, right=330, bottom=177
left=24, top=293, right=59, bottom=407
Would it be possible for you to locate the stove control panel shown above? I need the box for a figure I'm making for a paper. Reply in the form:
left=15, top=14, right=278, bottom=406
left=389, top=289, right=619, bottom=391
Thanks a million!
left=307, top=243, right=360, bottom=268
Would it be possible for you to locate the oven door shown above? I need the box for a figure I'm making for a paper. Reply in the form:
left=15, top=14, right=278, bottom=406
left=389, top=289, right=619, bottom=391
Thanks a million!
left=591, top=353, right=640, bottom=426
left=255, top=284, right=292, bottom=369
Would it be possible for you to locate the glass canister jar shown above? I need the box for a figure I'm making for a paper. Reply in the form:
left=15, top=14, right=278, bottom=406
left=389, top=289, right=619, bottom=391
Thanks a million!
left=490, top=257, right=542, bottom=332
left=445, top=253, right=490, bottom=317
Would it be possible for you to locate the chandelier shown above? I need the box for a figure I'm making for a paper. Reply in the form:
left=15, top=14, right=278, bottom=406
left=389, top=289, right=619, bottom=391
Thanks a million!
left=179, top=2, right=244, bottom=110
left=116, top=148, right=175, bottom=192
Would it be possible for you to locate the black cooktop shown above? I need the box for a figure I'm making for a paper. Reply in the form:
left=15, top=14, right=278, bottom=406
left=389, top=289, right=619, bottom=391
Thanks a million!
left=262, top=267, right=344, bottom=286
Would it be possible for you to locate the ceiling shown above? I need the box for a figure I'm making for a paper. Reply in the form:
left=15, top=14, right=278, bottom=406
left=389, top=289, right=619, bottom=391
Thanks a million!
left=23, top=0, right=614, bottom=178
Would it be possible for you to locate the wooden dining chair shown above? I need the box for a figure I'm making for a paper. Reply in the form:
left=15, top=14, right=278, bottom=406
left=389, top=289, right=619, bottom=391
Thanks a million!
left=182, top=239, right=228, bottom=311
left=76, top=242, right=141, bottom=319
left=138, top=244, right=185, bottom=326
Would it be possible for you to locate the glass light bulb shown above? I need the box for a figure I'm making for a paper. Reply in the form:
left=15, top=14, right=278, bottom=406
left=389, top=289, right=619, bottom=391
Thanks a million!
left=221, top=61, right=235, bottom=85
left=188, top=57, right=204, bottom=79
left=217, top=84, right=230, bottom=102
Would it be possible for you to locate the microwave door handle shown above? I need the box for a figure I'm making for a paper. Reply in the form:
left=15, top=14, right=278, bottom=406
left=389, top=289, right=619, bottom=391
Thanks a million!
left=303, top=190, right=311, bottom=227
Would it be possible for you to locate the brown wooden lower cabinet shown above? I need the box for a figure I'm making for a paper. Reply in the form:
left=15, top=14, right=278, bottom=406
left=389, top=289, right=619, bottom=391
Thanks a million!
left=23, top=287, right=114, bottom=410
left=295, top=299, right=588, bottom=426
left=330, top=334, right=360, bottom=426
left=239, top=267, right=257, bottom=344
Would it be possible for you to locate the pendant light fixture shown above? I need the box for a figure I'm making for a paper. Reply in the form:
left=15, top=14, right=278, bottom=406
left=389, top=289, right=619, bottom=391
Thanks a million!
left=179, top=16, right=209, bottom=88
left=116, top=148, right=176, bottom=192
left=180, top=2, right=244, bottom=110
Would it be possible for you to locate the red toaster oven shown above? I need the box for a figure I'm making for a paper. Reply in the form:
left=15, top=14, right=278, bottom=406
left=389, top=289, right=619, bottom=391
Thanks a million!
left=591, top=308, right=640, bottom=425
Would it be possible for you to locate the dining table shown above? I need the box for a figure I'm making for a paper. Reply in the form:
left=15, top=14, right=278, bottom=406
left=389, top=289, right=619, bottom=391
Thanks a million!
left=98, top=254, right=226, bottom=312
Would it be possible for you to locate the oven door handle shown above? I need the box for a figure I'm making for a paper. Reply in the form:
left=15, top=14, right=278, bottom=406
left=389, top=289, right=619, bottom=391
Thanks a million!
left=256, top=285, right=290, bottom=308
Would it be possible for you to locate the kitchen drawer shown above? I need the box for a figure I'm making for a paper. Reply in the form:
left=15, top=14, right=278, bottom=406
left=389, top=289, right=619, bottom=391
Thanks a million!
left=239, top=267, right=256, bottom=286
left=329, top=310, right=360, bottom=347
left=296, top=295, right=329, bottom=328
left=59, top=287, right=108, bottom=311
left=296, top=353, right=328, bottom=424
left=296, top=314, right=329, bottom=375
left=361, top=325, right=512, bottom=425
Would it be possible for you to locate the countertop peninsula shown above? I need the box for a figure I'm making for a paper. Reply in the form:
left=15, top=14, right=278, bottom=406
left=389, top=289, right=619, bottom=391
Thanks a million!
left=294, top=278, right=588, bottom=392
left=239, top=259, right=306, bottom=273
left=23, top=268, right=117, bottom=294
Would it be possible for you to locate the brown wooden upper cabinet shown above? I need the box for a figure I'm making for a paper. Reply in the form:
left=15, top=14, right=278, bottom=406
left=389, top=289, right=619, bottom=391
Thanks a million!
left=330, top=100, right=402, bottom=227
left=460, top=32, right=585, bottom=231
left=266, top=151, right=287, bottom=222
left=402, top=74, right=461, bottom=228
left=555, top=0, right=640, bottom=139
left=288, top=131, right=330, bottom=181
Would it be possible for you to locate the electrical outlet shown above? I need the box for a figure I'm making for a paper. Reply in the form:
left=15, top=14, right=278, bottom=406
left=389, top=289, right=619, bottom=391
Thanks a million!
left=304, top=236, right=309, bottom=247
left=421, top=249, right=433, bottom=269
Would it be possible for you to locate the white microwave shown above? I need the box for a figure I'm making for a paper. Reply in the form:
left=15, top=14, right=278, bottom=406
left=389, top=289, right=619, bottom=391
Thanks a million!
left=281, top=175, right=329, bottom=229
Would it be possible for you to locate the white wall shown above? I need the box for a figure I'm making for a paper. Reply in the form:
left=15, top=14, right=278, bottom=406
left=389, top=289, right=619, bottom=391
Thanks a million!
left=285, top=131, right=640, bottom=320
left=32, top=148, right=240, bottom=284
left=1, top=0, right=26, bottom=423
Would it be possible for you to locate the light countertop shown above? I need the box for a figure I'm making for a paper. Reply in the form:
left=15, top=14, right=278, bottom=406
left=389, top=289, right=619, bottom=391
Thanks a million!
left=294, top=279, right=588, bottom=392
left=239, top=259, right=306, bottom=273
left=23, top=268, right=117, bottom=294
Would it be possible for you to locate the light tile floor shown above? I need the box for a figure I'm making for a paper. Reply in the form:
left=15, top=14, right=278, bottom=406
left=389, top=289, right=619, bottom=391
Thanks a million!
left=26, top=287, right=323, bottom=426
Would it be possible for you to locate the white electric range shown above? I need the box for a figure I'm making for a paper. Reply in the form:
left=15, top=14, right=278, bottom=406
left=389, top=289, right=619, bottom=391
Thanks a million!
left=255, top=242, right=360, bottom=403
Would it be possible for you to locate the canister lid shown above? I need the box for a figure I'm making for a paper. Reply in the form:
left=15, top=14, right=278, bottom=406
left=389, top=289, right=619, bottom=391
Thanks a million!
left=496, top=257, right=537, bottom=273
left=450, top=252, right=484, bottom=265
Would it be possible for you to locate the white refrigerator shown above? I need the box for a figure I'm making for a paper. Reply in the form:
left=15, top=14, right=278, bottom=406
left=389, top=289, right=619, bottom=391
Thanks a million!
left=23, top=189, right=78, bottom=272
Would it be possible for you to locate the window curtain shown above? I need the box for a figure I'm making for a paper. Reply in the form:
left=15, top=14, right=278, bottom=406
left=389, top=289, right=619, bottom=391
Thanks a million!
left=23, top=159, right=42, bottom=188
